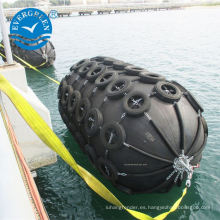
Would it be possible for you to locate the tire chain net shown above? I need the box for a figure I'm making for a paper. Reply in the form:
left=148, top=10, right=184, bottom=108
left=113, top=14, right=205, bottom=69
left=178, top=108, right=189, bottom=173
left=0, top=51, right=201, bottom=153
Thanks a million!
left=57, top=56, right=207, bottom=194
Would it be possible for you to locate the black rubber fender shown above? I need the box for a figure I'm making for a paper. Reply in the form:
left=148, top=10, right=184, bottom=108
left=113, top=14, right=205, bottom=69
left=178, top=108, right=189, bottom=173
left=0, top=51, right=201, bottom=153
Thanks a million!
left=58, top=56, right=208, bottom=194
left=1, top=37, right=56, bottom=69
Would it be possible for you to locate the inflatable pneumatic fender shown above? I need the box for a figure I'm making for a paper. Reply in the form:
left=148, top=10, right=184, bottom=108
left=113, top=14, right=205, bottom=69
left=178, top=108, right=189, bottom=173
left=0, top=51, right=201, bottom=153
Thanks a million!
left=58, top=57, right=208, bottom=194
left=0, top=36, right=56, bottom=68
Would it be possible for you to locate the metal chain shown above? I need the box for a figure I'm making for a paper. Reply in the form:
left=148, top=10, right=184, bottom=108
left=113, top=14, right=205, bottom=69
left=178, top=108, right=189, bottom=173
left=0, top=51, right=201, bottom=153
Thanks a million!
left=167, top=150, right=199, bottom=187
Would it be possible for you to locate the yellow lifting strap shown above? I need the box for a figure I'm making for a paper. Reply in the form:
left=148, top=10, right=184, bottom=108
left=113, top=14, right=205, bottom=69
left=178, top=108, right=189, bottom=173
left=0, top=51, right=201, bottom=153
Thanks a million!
left=0, top=43, right=60, bottom=85
left=0, top=74, right=187, bottom=220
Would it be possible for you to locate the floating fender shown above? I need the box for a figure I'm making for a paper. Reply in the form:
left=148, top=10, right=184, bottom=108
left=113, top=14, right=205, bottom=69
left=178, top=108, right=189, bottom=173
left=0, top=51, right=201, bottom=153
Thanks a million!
left=0, top=35, right=56, bottom=68
left=58, top=57, right=208, bottom=194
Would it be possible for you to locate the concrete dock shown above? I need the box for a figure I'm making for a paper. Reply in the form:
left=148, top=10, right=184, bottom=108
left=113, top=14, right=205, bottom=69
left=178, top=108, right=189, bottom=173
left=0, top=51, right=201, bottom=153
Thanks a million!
left=0, top=63, right=57, bottom=170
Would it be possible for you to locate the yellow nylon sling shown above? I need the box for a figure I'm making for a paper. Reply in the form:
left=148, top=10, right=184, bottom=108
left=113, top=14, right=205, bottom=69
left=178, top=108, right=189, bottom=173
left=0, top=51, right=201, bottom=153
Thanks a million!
left=0, top=74, right=187, bottom=220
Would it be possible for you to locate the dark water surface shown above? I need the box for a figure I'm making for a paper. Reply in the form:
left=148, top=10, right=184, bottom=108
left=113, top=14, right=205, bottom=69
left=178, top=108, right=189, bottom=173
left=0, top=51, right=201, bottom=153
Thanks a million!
left=23, top=8, right=220, bottom=220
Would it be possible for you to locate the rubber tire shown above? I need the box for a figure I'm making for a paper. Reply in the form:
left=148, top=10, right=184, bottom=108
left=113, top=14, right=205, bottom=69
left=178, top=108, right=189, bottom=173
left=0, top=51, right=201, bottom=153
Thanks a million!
left=95, top=71, right=118, bottom=89
left=103, top=57, right=116, bottom=66
left=78, top=61, right=97, bottom=78
left=123, top=91, right=151, bottom=116
left=59, top=101, right=75, bottom=132
left=86, top=65, right=106, bottom=82
left=97, top=157, right=118, bottom=182
left=58, top=79, right=67, bottom=99
left=64, top=74, right=71, bottom=83
left=61, top=85, right=74, bottom=107
left=171, top=80, right=188, bottom=93
left=125, top=65, right=145, bottom=76
left=113, top=61, right=127, bottom=70
left=154, top=81, right=182, bottom=103
left=68, top=74, right=77, bottom=86
left=90, top=56, right=106, bottom=62
left=100, top=122, right=126, bottom=150
left=67, top=90, right=81, bottom=116
left=84, top=108, right=103, bottom=137
left=59, top=101, right=69, bottom=125
left=75, top=98, right=91, bottom=123
left=70, top=59, right=90, bottom=72
left=139, top=72, right=165, bottom=84
left=106, top=78, right=132, bottom=99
